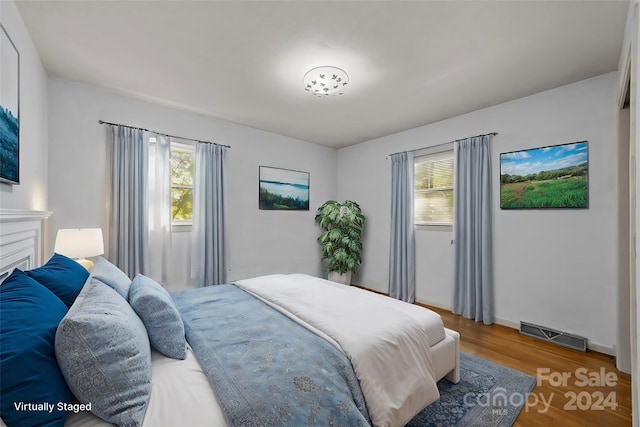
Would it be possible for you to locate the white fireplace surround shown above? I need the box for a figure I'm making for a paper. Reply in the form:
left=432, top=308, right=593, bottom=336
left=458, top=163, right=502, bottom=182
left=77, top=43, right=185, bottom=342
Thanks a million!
left=0, top=209, right=53, bottom=282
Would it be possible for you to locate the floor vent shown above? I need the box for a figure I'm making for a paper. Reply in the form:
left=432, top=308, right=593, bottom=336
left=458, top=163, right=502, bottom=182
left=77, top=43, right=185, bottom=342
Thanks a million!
left=519, top=321, right=587, bottom=352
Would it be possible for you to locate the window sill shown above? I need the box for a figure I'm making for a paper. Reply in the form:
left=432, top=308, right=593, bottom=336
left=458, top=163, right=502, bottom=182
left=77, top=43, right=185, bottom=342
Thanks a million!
left=171, top=223, right=192, bottom=233
left=415, top=224, right=453, bottom=232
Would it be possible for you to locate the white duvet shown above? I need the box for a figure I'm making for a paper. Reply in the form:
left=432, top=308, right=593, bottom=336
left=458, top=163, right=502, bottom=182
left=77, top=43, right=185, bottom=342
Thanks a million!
left=234, top=274, right=441, bottom=427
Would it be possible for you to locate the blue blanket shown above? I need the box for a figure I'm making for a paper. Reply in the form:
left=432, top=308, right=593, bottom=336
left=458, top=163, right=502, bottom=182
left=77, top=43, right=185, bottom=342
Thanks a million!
left=172, top=285, right=370, bottom=427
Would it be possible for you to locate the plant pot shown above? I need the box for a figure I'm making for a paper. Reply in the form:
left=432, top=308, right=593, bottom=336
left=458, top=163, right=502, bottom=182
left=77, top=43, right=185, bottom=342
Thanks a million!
left=327, top=271, right=352, bottom=285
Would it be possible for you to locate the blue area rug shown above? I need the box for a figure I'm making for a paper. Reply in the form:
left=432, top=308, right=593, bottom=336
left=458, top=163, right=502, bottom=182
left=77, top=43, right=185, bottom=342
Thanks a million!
left=407, top=352, right=537, bottom=427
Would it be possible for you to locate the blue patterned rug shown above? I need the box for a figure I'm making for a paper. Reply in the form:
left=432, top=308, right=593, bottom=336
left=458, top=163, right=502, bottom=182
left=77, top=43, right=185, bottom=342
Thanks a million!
left=407, top=352, right=537, bottom=427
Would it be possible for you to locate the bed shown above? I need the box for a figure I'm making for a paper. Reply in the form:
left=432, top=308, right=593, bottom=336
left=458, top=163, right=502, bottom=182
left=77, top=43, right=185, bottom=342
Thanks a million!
left=0, top=212, right=459, bottom=427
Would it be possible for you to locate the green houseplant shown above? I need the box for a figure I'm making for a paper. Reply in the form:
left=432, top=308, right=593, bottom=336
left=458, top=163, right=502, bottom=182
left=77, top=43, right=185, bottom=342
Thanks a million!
left=314, top=200, right=365, bottom=284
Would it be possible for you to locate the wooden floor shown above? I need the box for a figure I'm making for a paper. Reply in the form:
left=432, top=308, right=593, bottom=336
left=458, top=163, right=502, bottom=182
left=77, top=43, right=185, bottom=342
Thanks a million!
left=427, top=306, right=633, bottom=427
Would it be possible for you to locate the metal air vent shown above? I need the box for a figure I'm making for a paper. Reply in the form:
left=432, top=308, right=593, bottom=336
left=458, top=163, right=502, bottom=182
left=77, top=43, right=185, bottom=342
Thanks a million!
left=520, top=321, right=587, bottom=352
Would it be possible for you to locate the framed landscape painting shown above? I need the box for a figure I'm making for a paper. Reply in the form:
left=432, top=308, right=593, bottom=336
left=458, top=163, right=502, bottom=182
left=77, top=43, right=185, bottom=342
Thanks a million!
left=0, top=24, right=20, bottom=185
left=500, top=141, right=588, bottom=209
left=259, top=166, right=310, bottom=210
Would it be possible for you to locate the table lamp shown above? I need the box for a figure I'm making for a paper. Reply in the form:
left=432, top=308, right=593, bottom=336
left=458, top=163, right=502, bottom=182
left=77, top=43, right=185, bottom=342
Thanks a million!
left=54, top=228, right=105, bottom=271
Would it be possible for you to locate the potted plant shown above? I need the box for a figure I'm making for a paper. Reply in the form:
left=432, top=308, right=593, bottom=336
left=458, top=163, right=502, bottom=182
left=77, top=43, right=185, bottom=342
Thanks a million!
left=314, top=200, right=365, bottom=285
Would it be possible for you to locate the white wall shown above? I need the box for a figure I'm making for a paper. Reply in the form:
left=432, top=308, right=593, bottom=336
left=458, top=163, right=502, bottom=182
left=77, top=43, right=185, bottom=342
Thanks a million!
left=47, top=79, right=337, bottom=290
left=338, top=72, right=619, bottom=352
left=0, top=1, right=48, bottom=211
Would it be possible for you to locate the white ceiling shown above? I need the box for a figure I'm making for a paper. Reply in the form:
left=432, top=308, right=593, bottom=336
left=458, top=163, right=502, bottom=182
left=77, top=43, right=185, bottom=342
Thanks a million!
left=16, top=0, right=630, bottom=148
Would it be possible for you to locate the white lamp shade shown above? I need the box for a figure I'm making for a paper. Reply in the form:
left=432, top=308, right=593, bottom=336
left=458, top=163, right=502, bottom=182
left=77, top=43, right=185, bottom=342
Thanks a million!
left=54, top=228, right=104, bottom=259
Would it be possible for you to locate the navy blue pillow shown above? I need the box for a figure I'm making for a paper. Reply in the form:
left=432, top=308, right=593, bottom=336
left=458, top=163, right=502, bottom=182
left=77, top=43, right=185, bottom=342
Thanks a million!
left=0, top=268, right=72, bottom=427
left=26, top=253, right=89, bottom=307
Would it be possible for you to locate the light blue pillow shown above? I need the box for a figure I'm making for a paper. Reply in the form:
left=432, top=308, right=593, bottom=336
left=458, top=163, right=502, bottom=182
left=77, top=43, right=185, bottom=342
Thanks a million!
left=55, top=278, right=151, bottom=426
left=91, top=256, right=131, bottom=300
left=129, top=274, right=187, bottom=360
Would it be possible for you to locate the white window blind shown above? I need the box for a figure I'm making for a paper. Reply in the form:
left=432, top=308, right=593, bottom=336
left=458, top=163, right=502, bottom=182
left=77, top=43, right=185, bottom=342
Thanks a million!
left=414, top=150, right=454, bottom=226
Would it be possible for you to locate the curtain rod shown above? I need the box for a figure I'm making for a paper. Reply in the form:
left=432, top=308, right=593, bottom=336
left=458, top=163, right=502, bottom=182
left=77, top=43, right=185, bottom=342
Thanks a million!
left=98, top=120, right=231, bottom=148
left=387, top=132, right=498, bottom=158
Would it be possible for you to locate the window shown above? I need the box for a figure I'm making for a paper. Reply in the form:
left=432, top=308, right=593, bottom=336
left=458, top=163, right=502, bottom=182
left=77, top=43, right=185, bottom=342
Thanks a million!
left=170, top=142, right=195, bottom=225
left=414, top=150, right=454, bottom=226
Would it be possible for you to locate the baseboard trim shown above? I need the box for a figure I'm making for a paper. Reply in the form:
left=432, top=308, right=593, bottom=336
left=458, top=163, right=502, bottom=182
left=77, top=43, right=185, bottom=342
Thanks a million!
left=418, top=299, right=452, bottom=312
left=493, top=316, right=615, bottom=356
left=586, top=342, right=615, bottom=356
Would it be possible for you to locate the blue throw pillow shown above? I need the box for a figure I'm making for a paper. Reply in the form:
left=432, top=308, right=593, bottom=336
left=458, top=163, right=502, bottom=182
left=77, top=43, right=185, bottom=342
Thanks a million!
left=55, top=278, right=151, bottom=427
left=91, top=256, right=132, bottom=300
left=0, top=269, right=72, bottom=427
left=25, top=253, right=89, bottom=307
left=129, top=274, right=187, bottom=360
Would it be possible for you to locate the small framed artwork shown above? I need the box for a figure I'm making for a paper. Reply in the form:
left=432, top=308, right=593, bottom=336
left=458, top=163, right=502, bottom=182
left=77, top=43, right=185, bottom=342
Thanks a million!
left=500, top=141, right=588, bottom=209
left=0, top=23, right=20, bottom=185
left=259, top=166, right=310, bottom=210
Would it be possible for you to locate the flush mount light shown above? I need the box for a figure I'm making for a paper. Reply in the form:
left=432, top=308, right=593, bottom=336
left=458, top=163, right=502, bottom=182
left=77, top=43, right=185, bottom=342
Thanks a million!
left=303, top=66, right=349, bottom=96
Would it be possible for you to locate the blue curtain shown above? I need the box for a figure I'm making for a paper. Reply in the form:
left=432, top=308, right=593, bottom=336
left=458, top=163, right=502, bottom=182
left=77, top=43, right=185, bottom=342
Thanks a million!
left=389, top=152, right=416, bottom=303
left=453, top=135, right=493, bottom=324
left=107, top=125, right=149, bottom=278
left=191, top=143, right=227, bottom=286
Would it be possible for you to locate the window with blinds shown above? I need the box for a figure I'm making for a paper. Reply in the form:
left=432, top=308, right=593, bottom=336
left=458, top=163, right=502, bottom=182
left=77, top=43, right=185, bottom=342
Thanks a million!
left=414, top=150, right=454, bottom=226
left=170, top=142, right=195, bottom=225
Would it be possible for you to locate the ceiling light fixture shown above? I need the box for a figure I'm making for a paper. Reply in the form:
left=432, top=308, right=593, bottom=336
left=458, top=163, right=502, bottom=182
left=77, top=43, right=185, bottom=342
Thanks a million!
left=303, top=66, right=349, bottom=97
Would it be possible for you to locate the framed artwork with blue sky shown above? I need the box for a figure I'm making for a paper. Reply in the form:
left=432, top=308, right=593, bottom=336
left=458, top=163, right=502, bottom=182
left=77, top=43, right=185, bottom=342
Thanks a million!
left=500, top=141, right=588, bottom=209
left=259, top=166, right=310, bottom=210
left=0, top=23, right=20, bottom=185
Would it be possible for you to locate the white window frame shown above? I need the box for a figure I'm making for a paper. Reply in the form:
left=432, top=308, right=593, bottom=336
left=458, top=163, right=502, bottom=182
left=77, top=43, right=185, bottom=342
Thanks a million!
left=170, top=140, right=195, bottom=231
left=414, top=144, right=454, bottom=231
